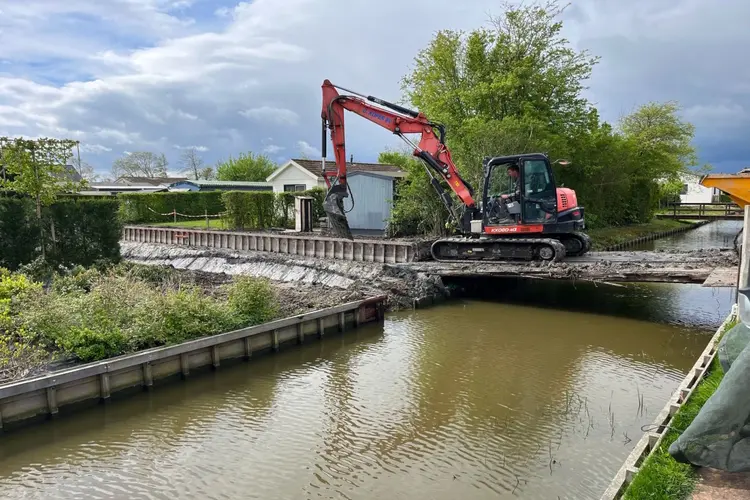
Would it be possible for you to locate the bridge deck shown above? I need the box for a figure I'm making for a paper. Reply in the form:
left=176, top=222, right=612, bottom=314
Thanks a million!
left=391, top=250, right=738, bottom=285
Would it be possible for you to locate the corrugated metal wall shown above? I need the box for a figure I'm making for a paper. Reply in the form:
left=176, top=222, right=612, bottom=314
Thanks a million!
left=346, top=174, right=393, bottom=230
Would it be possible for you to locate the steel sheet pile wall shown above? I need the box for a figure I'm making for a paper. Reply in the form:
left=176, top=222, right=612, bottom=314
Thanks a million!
left=122, top=226, right=423, bottom=263
left=0, top=296, right=386, bottom=431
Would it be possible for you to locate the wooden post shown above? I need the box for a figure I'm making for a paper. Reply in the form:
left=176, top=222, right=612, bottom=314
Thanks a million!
left=174, top=208, right=177, bottom=224
left=205, top=209, right=209, bottom=229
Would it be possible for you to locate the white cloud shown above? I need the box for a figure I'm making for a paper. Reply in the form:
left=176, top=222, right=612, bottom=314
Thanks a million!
left=240, top=106, right=299, bottom=125
left=297, top=140, right=321, bottom=158
left=174, top=144, right=209, bottom=152
left=0, top=0, right=748, bottom=172
left=80, top=144, right=113, bottom=154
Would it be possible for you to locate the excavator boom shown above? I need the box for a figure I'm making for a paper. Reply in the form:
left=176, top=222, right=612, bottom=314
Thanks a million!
left=320, top=80, right=476, bottom=238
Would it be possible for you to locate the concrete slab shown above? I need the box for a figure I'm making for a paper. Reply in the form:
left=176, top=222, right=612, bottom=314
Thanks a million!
left=691, top=468, right=750, bottom=500
left=703, top=267, right=739, bottom=287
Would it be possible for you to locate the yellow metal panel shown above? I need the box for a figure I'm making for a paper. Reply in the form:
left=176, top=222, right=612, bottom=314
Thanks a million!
left=700, top=174, right=750, bottom=207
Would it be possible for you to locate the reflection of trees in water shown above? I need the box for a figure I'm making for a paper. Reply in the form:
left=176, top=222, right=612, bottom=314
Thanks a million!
left=446, top=276, right=733, bottom=330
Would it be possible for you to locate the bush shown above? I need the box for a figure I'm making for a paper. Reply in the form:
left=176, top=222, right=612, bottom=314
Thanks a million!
left=119, top=191, right=225, bottom=224
left=57, top=326, right=128, bottom=362
left=132, top=286, right=238, bottom=348
left=3, top=267, right=282, bottom=370
left=226, top=276, right=279, bottom=325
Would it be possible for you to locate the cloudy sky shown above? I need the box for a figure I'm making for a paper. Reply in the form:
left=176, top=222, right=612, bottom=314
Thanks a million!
left=0, top=0, right=747, bottom=178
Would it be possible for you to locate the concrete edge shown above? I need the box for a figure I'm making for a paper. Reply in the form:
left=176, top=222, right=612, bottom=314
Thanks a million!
left=0, top=295, right=386, bottom=414
left=599, top=303, right=738, bottom=500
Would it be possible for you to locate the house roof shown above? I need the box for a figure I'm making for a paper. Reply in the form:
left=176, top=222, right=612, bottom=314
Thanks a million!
left=171, top=180, right=272, bottom=188
left=116, top=176, right=187, bottom=186
left=266, top=158, right=404, bottom=182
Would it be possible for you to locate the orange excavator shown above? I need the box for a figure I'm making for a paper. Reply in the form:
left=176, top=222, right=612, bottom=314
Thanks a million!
left=320, top=80, right=591, bottom=262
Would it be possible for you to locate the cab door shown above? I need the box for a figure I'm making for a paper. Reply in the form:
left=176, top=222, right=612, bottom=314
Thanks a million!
left=521, top=158, right=557, bottom=224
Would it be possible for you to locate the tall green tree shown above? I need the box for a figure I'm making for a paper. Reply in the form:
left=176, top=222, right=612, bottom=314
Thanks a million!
left=216, top=152, right=276, bottom=182
left=401, top=0, right=599, bottom=184
left=0, top=137, right=86, bottom=213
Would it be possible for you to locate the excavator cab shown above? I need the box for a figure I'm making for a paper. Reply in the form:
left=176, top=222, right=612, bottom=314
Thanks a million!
left=481, top=155, right=559, bottom=227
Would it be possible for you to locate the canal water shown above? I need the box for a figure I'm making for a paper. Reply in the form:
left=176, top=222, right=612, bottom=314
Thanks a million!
left=0, top=222, right=737, bottom=500
left=633, top=219, right=742, bottom=251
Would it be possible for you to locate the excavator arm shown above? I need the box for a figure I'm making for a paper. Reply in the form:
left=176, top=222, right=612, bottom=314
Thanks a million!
left=320, top=79, right=476, bottom=239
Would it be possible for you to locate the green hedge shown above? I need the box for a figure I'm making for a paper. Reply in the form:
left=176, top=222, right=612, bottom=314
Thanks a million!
left=44, top=199, right=122, bottom=268
left=222, top=188, right=326, bottom=230
left=119, top=187, right=327, bottom=229
left=222, top=192, right=277, bottom=230
left=119, top=191, right=225, bottom=223
left=0, top=197, right=122, bottom=271
left=0, top=197, right=40, bottom=270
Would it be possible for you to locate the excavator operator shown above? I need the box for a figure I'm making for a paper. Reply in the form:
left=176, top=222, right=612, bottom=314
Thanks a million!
left=500, top=165, right=520, bottom=203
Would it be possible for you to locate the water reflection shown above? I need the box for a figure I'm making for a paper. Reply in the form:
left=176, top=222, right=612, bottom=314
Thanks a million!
left=633, top=220, right=742, bottom=251
left=0, top=302, right=705, bottom=500
left=446, top=277, right=734, bottom=331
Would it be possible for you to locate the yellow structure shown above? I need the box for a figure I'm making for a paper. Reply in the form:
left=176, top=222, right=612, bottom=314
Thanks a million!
left=700, top=173, right=750, bottom=207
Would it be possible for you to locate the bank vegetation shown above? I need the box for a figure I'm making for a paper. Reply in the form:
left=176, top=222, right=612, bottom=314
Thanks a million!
left=0, top=263, right=279, bottom=384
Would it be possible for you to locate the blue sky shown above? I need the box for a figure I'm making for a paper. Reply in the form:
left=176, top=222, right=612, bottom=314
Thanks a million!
left=0, top=0, right=748, bottom=179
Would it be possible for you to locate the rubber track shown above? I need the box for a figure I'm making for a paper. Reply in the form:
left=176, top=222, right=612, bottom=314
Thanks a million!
left=431, top=237, right=567, bottom=263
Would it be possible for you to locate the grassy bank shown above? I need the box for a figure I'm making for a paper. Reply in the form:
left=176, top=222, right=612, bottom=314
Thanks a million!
left=587, top=219, right=697, bottom=250
left=0, top=264, right=278, bottom=383
left=622, top=318, right=738, bottom=500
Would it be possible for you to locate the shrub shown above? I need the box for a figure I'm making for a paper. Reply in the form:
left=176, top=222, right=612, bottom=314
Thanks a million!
left=132, top=286, right=238, bottom=349
left=57, top=326, right=128, bottom=362
left=3, top=268, right=282, bottom=369
left=227, top=276, right=279, bottom=326
left=0, top=267, right=43, bottom=300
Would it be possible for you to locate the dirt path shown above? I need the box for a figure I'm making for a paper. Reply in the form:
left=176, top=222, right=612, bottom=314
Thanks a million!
left=691, top=468, right=750, bottom=499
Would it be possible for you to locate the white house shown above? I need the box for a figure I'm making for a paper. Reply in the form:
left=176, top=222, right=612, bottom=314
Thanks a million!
left=266, top=158, right=406, bottom=233
left=677, top=171, right=721, bottom=203
left=265, top=158, right=405, bottom=193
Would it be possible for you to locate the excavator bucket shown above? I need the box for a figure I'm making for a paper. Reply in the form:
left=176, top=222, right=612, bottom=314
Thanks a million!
left=323, top=183, right=354, bottom=239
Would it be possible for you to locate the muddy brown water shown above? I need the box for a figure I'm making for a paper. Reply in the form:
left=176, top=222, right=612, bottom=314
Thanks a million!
left=0, top=281, right=728, bottom=500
